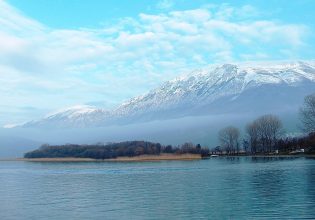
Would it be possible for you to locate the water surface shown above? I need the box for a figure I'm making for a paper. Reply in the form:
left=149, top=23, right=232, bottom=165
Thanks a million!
left=1, top=157, right=315, bottom=219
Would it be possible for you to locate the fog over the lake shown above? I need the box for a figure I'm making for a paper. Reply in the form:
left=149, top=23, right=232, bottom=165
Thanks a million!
left=0, top=110, right=301, bottom=158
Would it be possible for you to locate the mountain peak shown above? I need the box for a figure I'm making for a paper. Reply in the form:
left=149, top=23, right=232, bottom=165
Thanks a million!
left=45, top=105, right=101, bottom=119
left=9, top=60, right=315, bottom=128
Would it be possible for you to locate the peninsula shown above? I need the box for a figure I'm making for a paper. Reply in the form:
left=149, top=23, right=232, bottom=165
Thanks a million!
left=23, top=141, right=209, bottom=162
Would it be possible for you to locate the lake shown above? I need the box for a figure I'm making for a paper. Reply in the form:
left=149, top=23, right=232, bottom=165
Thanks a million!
left=1, top=157, right=315, bottom=219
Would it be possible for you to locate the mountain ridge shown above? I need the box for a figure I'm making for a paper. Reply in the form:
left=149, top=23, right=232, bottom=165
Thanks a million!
left=10, top=61, right=315, bottom=128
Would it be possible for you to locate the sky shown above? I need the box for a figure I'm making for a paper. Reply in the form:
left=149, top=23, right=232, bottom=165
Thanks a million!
left=0, top=0, right=315, bottom=126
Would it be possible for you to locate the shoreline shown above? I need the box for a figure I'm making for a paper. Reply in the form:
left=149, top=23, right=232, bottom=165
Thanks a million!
left=1, top=154, right=315, bottom=162
left=14, top=153, right=202, bottom=162
left=218, top=154, right=315, bottom=158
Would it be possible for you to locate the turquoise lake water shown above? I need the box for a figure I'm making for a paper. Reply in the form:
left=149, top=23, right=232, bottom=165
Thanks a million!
left=1, top=157, right=315, bottom=219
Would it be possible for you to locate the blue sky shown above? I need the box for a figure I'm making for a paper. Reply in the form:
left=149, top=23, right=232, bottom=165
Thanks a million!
left=1, top=0, right=315, bottom=126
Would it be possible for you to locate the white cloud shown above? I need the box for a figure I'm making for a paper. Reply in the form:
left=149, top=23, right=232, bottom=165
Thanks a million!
left=170, top=9, right=211, bottom=22
left=240, top=52, right=269, bottom=61
left=0, top=1, right=312, bottom=123
left=0, top=0, right=44, bottom=34
left=156, top=0, right=174, bottom=10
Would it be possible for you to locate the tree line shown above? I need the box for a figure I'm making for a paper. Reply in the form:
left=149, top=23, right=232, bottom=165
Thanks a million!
left=24, top=141, right=210, bottom=159
left=216, top=93, right=315, bottom=155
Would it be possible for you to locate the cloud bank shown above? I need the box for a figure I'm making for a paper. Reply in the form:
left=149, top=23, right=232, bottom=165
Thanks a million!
left=0, top=0, right=312, bottom=125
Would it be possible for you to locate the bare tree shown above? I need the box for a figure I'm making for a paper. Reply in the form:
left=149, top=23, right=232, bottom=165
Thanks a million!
left=242, top=139, right=250, bottom=154
left=300, top=93, right=315, bottom=133
left=246, top=114, right=283, bottom=153
left=246, top=121, right=259, bottom=153
left=218, top=126, right=240, bottom=154
left=258, top=115, right=283, bottom=152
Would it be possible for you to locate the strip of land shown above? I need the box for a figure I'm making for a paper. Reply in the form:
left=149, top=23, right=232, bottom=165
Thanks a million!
left=2, top=154, right=315, bottom=162
left=17, top=153, right=202, bottom=162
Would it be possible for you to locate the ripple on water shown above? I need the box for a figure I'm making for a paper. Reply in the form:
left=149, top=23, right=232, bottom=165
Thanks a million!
left=0, top=158, right=315, bottom=219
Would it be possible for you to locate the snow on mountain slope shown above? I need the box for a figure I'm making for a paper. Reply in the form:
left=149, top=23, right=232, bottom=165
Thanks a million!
left=114, top=61, right=315, bottom=117
left=14, top=61, right=315, bottom=128
left=22, top=105, right=109, bottom=128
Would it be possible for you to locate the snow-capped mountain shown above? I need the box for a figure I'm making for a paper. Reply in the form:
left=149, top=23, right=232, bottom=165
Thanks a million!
left=16, top=61, right=315, bottom=128
left=22, top=105, right=109, bottom=128
left=113, top=61, right=315, bottom=118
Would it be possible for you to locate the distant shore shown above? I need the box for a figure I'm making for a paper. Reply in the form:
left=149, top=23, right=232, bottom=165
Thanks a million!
left=2, top=153, right=314, bottom=163
left=16, top=153, right=202, bottom=162
left=243, top=154, right=315, bottom=158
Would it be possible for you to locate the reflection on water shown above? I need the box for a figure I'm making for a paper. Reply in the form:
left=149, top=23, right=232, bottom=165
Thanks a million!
left=0, top=157, right=315, bottom=219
